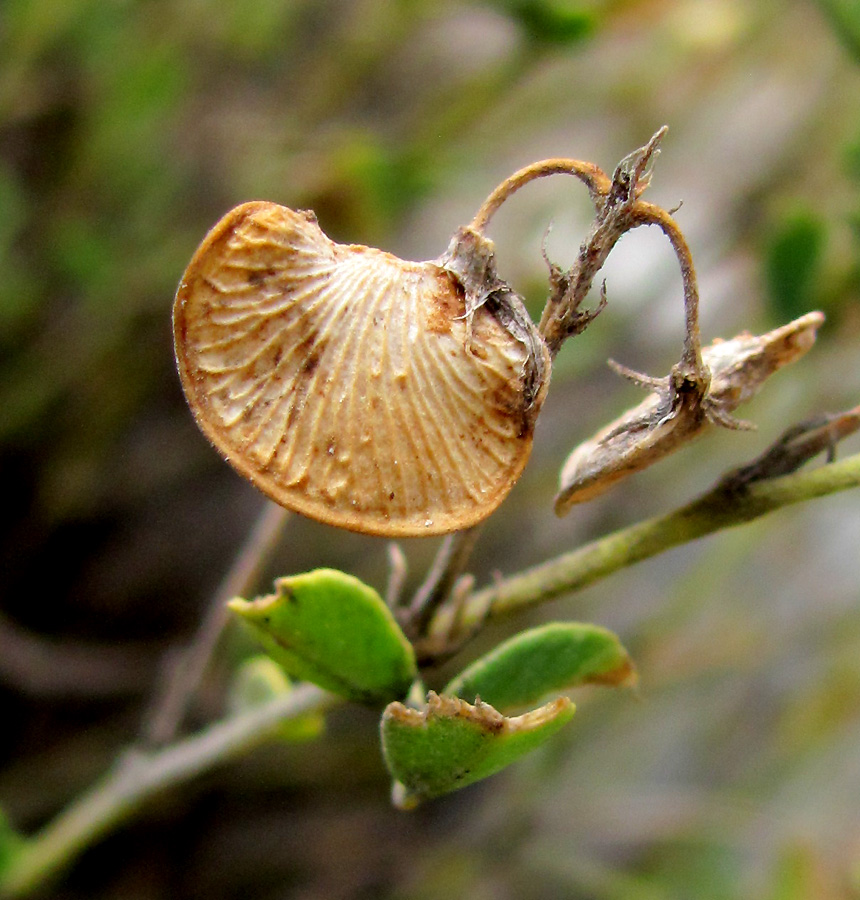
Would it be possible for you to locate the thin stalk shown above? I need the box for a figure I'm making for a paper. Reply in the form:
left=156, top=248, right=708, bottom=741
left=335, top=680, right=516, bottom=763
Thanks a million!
left=469, top=158, right=609, bottom=234
left=449, top=452, right=860, bottom=632
left=404, top=525, right=484, bottom=638
left=0, top=685, right=337, bottom=899
left=142, top=501, right=290, bottom=746
left=631, top=201, right=703, bottom=372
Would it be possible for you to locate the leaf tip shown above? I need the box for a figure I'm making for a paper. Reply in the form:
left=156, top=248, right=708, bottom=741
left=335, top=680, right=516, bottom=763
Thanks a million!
left=587, top=656, right=639, bottom=689
left=508, top=696, right=575, bottom=732
left=227, top=592, right=280, bottom=621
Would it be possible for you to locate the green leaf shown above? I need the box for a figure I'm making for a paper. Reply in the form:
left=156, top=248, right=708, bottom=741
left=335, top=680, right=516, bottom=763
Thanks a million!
left=444, top=622, right=636, bottom=713
left=228, top=569, right=417, bottom=705
left=816, top=0, right=860, bottom=63
left=331, top=135, right=434, bottom=240
left=0, top=808, right=23, bottom=879
left=499, top=0, right=598, bottom=45
left=381, top=691, right=575, bottom=808
left=226, top=655, right=325, bottom=743
left=764, top=209, right=826, bottom=321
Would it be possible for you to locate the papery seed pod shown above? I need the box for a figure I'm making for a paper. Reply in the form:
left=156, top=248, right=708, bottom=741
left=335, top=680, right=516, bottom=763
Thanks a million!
left=554, top=311, right=824, bottom=513
left=174, top=202, right=550, bottom=537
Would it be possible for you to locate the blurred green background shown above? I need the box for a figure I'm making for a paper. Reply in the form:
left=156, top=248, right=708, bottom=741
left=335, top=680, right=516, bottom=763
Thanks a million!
left=2, top=0, right=860, bottom=897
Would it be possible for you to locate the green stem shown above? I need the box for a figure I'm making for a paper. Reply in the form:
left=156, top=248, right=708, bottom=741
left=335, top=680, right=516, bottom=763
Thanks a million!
left=0, top=685, right=336, bottom=898
left=458, top=453, right=860, bottom=627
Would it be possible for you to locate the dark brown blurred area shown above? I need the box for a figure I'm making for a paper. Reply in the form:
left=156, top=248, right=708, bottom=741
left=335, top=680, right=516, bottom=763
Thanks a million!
left=2, top=1, right=860, bottom=897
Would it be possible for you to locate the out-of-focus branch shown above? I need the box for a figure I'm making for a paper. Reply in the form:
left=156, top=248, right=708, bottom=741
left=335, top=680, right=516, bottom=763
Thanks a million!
left=0, top=685, right=337, bottom=899
left=142, top=501, right=290, bottom=747
left=0, top=613, right=156, bottom=698
left=449, top=452, right=860, bottom=632
left=401, top=525, right=483, bottom=639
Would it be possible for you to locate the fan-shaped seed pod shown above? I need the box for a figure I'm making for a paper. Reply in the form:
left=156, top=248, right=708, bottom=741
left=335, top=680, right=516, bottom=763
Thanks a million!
left=173, top=202, right=550, bottom=537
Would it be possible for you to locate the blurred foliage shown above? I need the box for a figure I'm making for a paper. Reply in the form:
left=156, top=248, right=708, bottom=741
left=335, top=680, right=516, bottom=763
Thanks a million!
left=491, top=0, right=599, bottom=45
left=764, top=207, right=826, bottom=321
left=816, top=0, right=860, bottom=62
left=1, top=0, right=859, bottom=898
left=0, top=809, right=22, bottom=881
left=226, top=656, right=326, bottom=743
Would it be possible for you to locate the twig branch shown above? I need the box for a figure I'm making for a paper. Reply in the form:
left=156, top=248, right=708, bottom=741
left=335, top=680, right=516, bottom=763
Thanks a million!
left=469, top=158, right=608, bottom=233
left=402, top=525, right=484, bottom=639
left=448, top=452, right=860, bottom=632
left=538, top=128, right=667, bottom=355
left=0, top=612, right=156, bottom=699
left=718, top=405, right=860, bottom=489
left=0, top=685, right=336, bottom=899
left=142, top=501, right=290, bottom=746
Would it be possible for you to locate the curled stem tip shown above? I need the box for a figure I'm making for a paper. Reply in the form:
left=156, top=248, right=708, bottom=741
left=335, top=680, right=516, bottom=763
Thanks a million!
left=469, top=158, right=609, bottom=234
left=470, top=127, right=669, bottom=236
left=630, top=200, right=703, bottom=373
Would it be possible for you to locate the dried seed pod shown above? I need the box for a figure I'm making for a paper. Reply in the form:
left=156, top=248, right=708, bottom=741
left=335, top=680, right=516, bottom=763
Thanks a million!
left=174, top=202, right=549, bottom=537
left=554, top=311, right=824, bottom=513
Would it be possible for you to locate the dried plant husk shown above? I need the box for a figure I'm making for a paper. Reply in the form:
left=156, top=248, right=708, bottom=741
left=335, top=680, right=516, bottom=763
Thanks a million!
left=174, top=203, right=549, bottom=536
left=555, top=312, right=824, bottom=512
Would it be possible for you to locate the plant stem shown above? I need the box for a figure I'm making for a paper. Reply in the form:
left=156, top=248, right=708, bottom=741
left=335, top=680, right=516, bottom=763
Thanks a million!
left=631, top=201, right=703, bottom=372
left=404, top=525, right=484, bottom=638
left=0, top=685, right=336, bottom=899
left=469, top=158, right=608, bottom=233
left=5, top=455, right=858, bottom=897
left=142, top=501, right=290, bottom=746
left=453, top=452, right=860, bottom=629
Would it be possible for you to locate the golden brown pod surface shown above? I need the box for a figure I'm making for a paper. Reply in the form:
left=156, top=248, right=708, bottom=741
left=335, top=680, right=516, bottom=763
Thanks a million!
left=173, top=202, right=548, bottom=536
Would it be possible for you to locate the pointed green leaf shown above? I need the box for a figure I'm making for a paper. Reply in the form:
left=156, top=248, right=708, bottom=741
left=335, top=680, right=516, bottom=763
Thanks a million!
left=381, top=691, right=575, bottom=808
left=227, top=655, right=324, bottom=743
left=228, top=569, right=417, bottom=704
left=444, top=622, right=636, bottom=713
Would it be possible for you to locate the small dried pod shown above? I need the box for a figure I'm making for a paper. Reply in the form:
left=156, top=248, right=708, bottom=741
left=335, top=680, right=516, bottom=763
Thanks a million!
left=555, top=311, right=825, bottom=513
left=174, top=203, right=550, bottom=536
